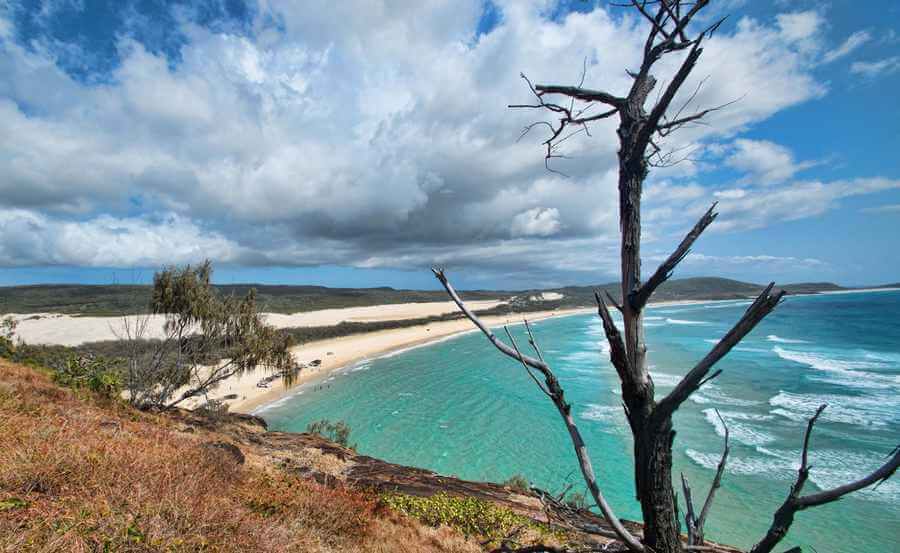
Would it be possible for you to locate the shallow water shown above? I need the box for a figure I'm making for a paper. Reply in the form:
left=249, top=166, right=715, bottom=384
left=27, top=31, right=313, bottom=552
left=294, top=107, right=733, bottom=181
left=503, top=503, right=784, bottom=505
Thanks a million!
left=260, top=290, right=900, bottom=552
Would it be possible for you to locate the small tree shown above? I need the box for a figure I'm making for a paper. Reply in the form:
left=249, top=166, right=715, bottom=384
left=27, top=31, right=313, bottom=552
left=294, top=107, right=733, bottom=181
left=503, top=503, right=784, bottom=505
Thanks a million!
left=120, top=261, right=295, bottom=409
left=306, top=419, right=354, bottom=449
left=1, top=316, right=18, bottom=344
left=434, top=2, right=899, bottom=552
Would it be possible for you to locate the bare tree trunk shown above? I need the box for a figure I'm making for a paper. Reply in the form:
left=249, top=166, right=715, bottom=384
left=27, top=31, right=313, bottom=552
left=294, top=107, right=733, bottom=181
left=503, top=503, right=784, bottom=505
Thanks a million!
left=635, top=421, right=681, bottom=552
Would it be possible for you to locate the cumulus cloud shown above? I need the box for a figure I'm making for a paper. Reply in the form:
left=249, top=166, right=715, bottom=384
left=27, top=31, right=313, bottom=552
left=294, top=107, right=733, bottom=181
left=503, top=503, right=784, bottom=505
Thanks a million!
left=723, top=139, right=817, bottom=185
left=511, top=207, right=562, bottom=237
left=0, top=210, right=239, bottom=267
left=0, top=1, right=892, bottom=281
left=646, top=178, right=900, bottom=233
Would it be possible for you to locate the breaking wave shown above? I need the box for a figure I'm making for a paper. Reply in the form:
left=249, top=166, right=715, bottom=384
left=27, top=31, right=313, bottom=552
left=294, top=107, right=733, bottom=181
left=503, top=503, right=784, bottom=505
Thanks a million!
left=772, top=346, right=898, bottom=390
left=703, top=408, right=775, bottom=446
left=768, top=391, right=897, bottom=427
left=767, top=335, right=808, bottom=344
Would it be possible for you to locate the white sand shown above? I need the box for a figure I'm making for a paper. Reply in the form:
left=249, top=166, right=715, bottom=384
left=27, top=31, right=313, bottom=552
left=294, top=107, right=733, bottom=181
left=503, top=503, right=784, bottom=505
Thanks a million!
left=4, top=300, right=503, bottom=347
left=201, top=306, right=592, bottom=413
left=13, top=290, right=879, bottom=414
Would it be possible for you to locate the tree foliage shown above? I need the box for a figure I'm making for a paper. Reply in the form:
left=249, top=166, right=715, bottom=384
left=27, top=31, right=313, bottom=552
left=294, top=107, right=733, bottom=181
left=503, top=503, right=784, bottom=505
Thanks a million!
left=121, top=261, right=295, bottom=409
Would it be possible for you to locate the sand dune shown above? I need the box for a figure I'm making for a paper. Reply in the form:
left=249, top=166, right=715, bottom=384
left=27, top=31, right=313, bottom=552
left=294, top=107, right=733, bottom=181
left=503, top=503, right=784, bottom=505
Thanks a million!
left=5, top=300, right=503, bottom=347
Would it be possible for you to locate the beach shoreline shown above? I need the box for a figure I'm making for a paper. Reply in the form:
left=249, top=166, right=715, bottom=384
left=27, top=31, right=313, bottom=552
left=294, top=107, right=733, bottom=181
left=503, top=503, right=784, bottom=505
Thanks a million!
left=228, top=306, right=594, bottom=414
left=231, top=297, right=732, bottom=415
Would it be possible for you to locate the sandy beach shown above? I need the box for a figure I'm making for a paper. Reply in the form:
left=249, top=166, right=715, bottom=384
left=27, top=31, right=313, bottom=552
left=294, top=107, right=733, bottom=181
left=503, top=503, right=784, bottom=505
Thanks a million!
left=190, top=306, right=593, bottom=413
left=1, top=296, right=757, bottom=414
left=12, top=290, right=878, bottom=415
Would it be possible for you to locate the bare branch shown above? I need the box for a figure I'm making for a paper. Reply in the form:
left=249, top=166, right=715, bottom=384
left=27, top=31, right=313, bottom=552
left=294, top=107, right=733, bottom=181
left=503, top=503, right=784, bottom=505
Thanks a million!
left=656, top=283, right=785, bottom=418
left=750, top=405, right=900, bottom=553
left=657, top=95, right=745, bottom=137
left=604, top=290, right=624, bottom=313
left=696, top=409, right=729, bottom=537
left=681, top=472, right=698, bottom=545
left=432, top=268, right=545, bottom=372
left=682, top=408, right=729, bottom=546
left=631, top=202, right=718, bottom=310
left=534, top=84, right=625, bottom=108
left=433, top=268, right=644, bottom=552
left=505, top=325, right=553, bottom=399
left=594, top=291, right=632, bottom=387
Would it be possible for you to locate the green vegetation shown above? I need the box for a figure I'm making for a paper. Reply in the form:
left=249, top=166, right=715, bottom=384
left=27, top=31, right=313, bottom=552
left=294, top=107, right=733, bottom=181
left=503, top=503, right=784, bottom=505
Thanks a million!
left=0, top=277, right=863, bottom=319
left=382, top=492, right=558, bottom=544
left=306, top=419, right=355, bottom=449
left=50, top=354, right=123, bottom=401
left=501, top=474, right=530, bottom=493
left=123, top=261, right=294, bottom=409
left=0, top=282, right=506, bottom=316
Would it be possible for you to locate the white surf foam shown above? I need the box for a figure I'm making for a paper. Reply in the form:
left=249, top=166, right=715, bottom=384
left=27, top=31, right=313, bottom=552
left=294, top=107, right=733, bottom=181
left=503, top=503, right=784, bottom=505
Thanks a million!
left=666, top=318, right=709, bottom=325
left=703, top=301, right=752, bottom=309
left=581, top=403, right=625, bottom=423
left=767, top=335, right=808, bottom=344
left=768, top=391, right=896, bottom=427
left=772, top=346, right=898, bottom=390
left=649, top=371, right=683, bottom=388
left=685, top=449, right=793, bottom=477
left=690, top=385, right=760, bottom=407
left=703, top=408, right=775, bottom=446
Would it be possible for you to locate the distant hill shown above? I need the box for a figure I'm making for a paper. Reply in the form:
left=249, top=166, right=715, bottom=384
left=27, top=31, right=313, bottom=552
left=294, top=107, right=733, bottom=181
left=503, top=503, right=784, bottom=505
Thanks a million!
left=0, top=276, right=881, bottom=317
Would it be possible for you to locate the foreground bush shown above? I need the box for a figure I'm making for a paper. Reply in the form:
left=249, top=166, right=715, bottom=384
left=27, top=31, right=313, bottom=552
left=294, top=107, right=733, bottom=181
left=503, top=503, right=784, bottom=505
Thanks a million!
left=382, top=492, right=560, bottom=546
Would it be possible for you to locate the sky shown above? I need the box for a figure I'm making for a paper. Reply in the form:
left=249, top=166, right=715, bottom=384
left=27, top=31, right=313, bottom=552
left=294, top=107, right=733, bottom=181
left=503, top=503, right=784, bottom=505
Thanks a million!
left=0, top=0, right=898, bottom=290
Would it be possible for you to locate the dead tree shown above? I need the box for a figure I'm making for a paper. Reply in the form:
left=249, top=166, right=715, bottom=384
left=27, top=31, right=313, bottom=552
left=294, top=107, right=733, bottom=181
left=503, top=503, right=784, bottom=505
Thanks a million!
left=681, top=409, right=729, bottom=547
left=434, top=2, right=900, bottom=552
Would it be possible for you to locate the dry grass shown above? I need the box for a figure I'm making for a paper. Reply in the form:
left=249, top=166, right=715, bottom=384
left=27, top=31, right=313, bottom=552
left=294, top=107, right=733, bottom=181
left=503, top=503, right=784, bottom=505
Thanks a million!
left=0, top=359, right=481, bottom=553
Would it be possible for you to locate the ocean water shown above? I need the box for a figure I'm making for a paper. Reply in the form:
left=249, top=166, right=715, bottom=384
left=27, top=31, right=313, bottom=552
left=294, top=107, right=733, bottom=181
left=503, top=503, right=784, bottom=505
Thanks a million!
left=260, top=290, right=900, bottom=552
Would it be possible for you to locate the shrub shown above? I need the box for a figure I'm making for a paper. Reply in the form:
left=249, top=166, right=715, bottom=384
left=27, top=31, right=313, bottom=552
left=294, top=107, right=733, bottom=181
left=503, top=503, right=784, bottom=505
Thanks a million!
left=564, top=490, right=588, bottom=510
left=120, top=261, right=295, bottom=409
left=382, top=492, right=534, bottom=541
left=1, top=316, right=16, bottom=342
left=502, top=474, right=530, bottom=493
left=306, top=419, right=355, bottom=449
left=51, top=354, right=123, bottom=400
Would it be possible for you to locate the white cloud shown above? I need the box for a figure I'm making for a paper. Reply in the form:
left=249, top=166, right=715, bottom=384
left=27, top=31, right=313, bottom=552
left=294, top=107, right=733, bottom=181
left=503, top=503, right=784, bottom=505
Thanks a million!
left=683, top=253, right=825, bottom=267
left=775, top=11, right=824, bottom=53
left=0, top=1, right=886, bottom=281
left=705, top=178, right=900, bottom=231
left=822, top=30, right=871, bottom=63
left=511, top=207, right=562, bottom=237
left=724, top=139, right=817, bottom=185
left=0, top=210, right=239, bottom=267
left=850, top=56, right=900, bottom=78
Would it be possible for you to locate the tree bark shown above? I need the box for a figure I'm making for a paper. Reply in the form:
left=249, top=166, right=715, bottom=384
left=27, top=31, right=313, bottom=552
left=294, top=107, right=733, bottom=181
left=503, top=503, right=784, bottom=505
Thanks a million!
left=636, top=421, right=681, bottom=552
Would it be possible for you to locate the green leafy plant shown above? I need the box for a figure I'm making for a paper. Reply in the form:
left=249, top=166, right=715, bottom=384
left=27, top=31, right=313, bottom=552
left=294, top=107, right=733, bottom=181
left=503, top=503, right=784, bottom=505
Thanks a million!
left=51, top=354, right=123, bottom=400
left=382, top=493, right=530, bottom=540
left=1, top=317, right=16, bottom=342
left=306, top=419, right=354, bottom=449
left=120, top=261, right=295, bottom=409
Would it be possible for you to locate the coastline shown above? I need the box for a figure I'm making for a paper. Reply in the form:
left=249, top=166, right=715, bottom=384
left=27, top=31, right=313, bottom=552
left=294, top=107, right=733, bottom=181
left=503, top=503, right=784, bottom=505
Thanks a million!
left=229, top=297, right=727, bottom=415
left=222, top=306, right=594, bottom=414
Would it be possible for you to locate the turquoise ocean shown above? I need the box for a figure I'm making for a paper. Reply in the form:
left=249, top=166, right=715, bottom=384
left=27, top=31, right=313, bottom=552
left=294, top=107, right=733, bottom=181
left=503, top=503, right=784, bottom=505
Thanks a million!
left=259, top=290, right=900, bottom=552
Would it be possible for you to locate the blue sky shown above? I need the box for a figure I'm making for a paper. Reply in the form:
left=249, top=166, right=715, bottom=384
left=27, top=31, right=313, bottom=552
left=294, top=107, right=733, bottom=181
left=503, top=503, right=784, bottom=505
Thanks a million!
left=1, top=0, right=898, bottom=290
